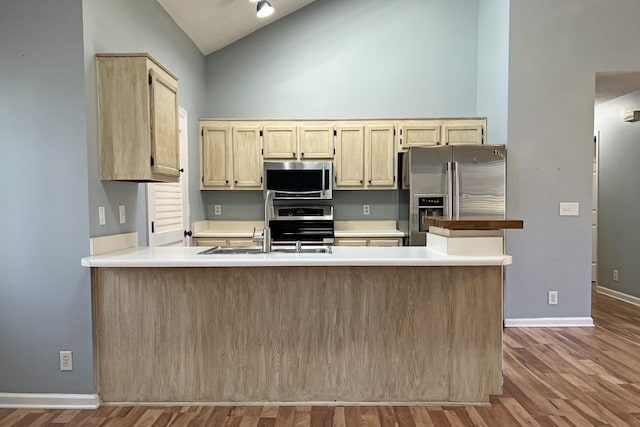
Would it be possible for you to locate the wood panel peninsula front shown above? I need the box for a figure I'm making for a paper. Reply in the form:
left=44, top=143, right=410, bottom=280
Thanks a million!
left=82, top=246, right=511, bottom=405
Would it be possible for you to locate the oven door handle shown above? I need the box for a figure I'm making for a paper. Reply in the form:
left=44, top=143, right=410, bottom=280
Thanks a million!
left=274, top=190, right=323, bottom=195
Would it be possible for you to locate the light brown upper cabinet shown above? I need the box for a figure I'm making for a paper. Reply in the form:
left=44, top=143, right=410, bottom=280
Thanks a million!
left=334, top=122, right=396, bottom=190
left=398, top=120, right=441, bottom=149
left=201, top=125, right=231, bottom=188
left=366, top=124, right=396, bottom=188
left=398, top=118, right=485, bottom=151
left=298, top=123, right=335, bottom=159
left=97, top=53, right=180, bottom=182
left=200, top=122, right=262, bottom=190
left=335, top=125, right=365, bottom=187
left=262, top=123, right=298, bottom=159
left=263, top=122, right=334, bottom=160
left=232, top=126, right=263, bottom=188
left=441, top=119, right=485, bottom=145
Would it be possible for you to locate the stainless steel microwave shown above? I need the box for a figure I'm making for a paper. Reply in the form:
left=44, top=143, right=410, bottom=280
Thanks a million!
left=263, top=161, right=333, bottom=200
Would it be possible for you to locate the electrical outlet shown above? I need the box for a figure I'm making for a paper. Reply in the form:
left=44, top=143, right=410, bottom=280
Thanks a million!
left=60, top=351, right=72, bottom=371
left=559, top=202, right=579, bottom=216
left=98, top=206, right=106, bottom=226
left=214, top=205, right=222, bottom=215
left=613, top=269, right=619, bottom=281
left=119, top=205, right=126, bottom=224
left=548, top=291, right=558, bottom=305
left=363, top=205, right=370, bottom=215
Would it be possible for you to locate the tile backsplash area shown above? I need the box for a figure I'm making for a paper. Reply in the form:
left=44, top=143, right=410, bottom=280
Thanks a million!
left=201, top=190, right=406, bottom=221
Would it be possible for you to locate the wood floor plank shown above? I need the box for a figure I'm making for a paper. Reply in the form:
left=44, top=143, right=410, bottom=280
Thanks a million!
left=259, top=407, right=279, bottom=419
left=5, top=291, right=640, bottom=426
left=330, top=408, right=344, bottom=427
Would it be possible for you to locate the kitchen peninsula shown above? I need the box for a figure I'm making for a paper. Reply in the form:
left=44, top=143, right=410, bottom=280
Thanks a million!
left=82, top=246, right=511, bottom=405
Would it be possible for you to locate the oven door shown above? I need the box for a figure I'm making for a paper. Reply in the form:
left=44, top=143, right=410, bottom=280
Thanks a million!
left=269, top=220, right=335, bottom=244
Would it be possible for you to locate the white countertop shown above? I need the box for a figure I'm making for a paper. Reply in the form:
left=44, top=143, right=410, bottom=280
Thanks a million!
left=81, top=246, right=511, bottom=268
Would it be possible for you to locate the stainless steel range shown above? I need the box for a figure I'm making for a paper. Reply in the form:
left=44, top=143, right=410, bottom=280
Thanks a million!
left=269, top=205, right=334, bottom=245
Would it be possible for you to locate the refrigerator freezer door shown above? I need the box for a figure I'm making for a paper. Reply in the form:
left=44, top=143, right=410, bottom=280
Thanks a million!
left=408, top=146, right=451, bottom=245
left=409, top=146, right=451, bottom=196
left=452, top=145, right=505, bottom=218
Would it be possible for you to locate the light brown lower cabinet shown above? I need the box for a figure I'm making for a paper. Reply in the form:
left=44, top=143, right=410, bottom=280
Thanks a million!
left=193, top=237, right=255, bottom=247
left=335, top=237, right=402, bottom=247
left=92, top=264, right=502, bottom=404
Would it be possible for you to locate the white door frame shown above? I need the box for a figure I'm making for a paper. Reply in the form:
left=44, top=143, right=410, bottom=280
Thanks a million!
left=146, top=107, right=190, bottom=246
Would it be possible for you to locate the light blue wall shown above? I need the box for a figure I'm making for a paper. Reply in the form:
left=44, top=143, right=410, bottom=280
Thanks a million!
left=476, top=0, right=509, bottom=145
left=0, top=0, right=93, bottom=393
left=203, top=0, right=480, bottom=219
left=202, top=190, right=400, bottom=221
left=595, top=90, right=640, bottom=298
left=83, top=0, right=207, bottom=243
left=505, top=0, right=640, bottom=319
left=0, top=0, right=206, bottom=394
left=205, top=0, right=479, bottom=118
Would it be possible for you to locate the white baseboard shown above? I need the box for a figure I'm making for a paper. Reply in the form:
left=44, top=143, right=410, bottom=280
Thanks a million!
left=597, top=286, right=640, bottom=307
left=504, top=317, right=594, bottom=327
left=0, top=393, right=99, bottom=409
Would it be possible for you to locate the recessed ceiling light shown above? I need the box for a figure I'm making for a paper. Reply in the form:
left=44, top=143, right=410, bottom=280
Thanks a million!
left=257, top=0, right=274, bottom=18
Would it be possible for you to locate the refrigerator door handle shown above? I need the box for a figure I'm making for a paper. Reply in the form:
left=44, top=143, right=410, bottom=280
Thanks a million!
left=447, top=161, right=453, bottom=218
left=455, top=161, right=460, bottom=219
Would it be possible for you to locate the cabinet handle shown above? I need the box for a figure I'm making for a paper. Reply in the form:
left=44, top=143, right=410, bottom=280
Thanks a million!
left=368, top=179, right=372, bottom=184
left=226, top=180, right=229, bottom=184
left=184, top=230, right=192, bottom=237
left=399, top=137, right=403, bottom=145
left=360, top=180, right=363, bottom=184
left=292, top=152, right=295, bottom=157
left=301, top=152, right=305, bottom=157
left=234, top=180, right=238, bottom=184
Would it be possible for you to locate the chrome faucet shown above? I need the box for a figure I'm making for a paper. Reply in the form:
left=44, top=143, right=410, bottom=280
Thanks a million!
left=261, top=190, right=274, bottom=253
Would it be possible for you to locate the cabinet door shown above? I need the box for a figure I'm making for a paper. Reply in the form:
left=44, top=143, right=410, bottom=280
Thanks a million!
left=335, top=238, right=368, bottom=246
left=232, top=127, right=263, bottom=188
left=263, top=124, right=297, bottom=159
left=442, top=120, right=485, bottom=145
left=335, top=125, right=365, bottom=188
left=298, top=124, right=334, bottom=159
left=369, top=238, right=401, bottom=247
left=228, top=238, right=256, bottom=247
left=193, top=238, right=227, bottom=247
left=149, top=67, right=180, bottom=178
left=366, top=124, right=396, bottom=188
left=400, top=120, right=441, bottom=148
left=201, top=126, right=232, bottom=188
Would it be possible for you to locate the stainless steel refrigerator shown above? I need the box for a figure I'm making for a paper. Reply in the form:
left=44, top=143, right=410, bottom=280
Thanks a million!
left=406, top=145, right=506, bottom=245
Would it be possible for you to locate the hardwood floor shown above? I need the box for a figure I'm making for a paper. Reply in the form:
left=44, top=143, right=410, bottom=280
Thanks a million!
left=2, top=290, right=640, bottom=426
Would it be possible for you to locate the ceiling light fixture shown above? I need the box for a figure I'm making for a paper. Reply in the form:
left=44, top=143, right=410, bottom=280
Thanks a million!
left=256, top=0, right=274, bottom=18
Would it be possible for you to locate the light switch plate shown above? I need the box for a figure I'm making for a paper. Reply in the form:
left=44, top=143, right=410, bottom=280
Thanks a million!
left=98, top=206, right=106, bottom=225
left=119, top=205, right=126, bottom=224
left=559, top=202, right=579, bottom=216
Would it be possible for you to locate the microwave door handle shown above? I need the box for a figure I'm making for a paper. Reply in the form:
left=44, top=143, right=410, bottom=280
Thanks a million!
left=322, top=164, right=325, bottom=194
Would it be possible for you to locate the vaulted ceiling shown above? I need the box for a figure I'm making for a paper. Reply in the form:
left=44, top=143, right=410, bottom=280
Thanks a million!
left=157, top=0, right=316, bottom=55
left=157, top=1, right=640, bottom=104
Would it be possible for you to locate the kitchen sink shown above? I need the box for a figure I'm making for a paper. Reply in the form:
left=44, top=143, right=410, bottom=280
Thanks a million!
left=272, top=246, right=332, bottom=254
left=198, top=245, right=332, bottom=255
left=198, top=246, right=265, bottom=255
